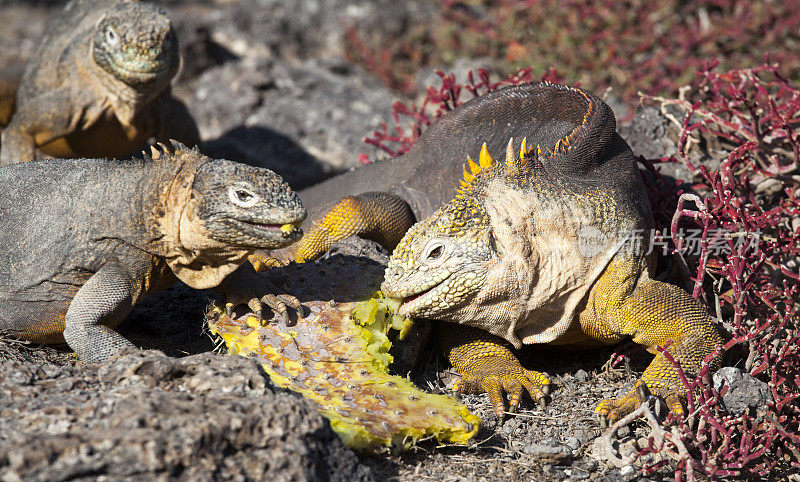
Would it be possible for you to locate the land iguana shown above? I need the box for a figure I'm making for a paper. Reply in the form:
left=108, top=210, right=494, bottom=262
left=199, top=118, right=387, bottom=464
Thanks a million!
left=281, top=82, right=723, bottom=425
left=0, top=0, right=199, bottom=165
left=0, top=141, right=305, bottom=363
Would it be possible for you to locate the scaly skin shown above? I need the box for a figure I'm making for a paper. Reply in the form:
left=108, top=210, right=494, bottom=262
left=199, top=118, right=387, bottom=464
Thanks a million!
left=0, top=0, right=199, bottom=165
left=0, top=141, right=306, bottom=362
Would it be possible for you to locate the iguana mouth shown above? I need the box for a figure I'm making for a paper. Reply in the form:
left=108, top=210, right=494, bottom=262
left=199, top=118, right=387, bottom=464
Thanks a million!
left=238, top=220, right=302, bottom=238
left=114, top=62, right=171, bottom=76
left=398, top=276, right=449, bottom=315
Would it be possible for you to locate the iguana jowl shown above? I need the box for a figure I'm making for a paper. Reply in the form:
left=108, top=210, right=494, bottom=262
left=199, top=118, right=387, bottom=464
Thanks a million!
left=0, top=142, right=305, bottom=362
left=287, top=82, right=723, bottom=424
left=0, top=0, right=199, bottom=165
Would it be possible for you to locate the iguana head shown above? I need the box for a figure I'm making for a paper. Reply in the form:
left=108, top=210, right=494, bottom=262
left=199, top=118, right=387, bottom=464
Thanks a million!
left=184, top=153, right=307, bottom=251
left=147, top=141, right=306, bottom=289
left=92, top=2, right=179, bottom=86
left=148, top=141, right=306, bottom=252
left=382, top=143, right=507, bottom=319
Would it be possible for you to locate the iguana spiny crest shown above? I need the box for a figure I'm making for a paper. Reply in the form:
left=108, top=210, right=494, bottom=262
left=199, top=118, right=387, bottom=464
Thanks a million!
left=383, top=139, right=533, bottom=320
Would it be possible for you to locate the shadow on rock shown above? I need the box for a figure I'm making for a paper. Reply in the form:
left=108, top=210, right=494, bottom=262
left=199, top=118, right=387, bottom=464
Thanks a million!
left=204, top=125, right=335, bottom=189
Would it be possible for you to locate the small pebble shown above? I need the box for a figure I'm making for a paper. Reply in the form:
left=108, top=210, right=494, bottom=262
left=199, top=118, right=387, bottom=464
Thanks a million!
left=574, top=369, right=589, bottom=382
left=569, top=467, right=591, bottom=480
left=565, top=436, right=581, bottom=451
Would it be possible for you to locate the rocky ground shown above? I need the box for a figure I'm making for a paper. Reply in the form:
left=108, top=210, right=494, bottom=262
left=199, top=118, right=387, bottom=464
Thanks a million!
left=0, top=1, right=768, bottom=480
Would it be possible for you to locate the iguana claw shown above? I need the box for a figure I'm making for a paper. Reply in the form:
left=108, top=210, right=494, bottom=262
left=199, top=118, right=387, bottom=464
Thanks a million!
left=248, top=251, right=286, bottom=272
left=221, top=265, right=304, bottom=326
left=251, top=293, right=303, bottom=326
left=450, top=356, right=550, bottom=420
left=595, top=379, right=684, bottom=426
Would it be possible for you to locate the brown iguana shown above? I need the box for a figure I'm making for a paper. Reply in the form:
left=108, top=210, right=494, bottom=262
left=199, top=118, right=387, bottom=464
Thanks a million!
left=0, top=0, right=199, bottom=166
left=281, top=82, right=723, bottom=425
left=0, top=141, right=305, bottom=363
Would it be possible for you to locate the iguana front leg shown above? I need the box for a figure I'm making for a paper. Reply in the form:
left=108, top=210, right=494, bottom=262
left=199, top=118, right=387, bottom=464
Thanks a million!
left=63, top=261, right=147, bottom=363
left=0, top=88, right=77, bottom=165
left=586, top=274, right=724, bottom=426
left=439, top=323, right=551, bottom=420
left=291, top=192, right=415, bottom=262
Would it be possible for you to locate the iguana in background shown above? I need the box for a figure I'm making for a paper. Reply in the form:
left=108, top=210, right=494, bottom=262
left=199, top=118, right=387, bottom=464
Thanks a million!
left=0, top=142, right=305, bottom=363
left=0, top=66, right=23, bottom=128
left=0, top=0, right=199, bottom=165
left=284, top=82, right=723, bottom=425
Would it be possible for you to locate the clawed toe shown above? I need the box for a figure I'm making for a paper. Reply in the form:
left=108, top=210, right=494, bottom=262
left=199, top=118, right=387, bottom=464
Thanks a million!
left=595, top=379, right=686, bottom=428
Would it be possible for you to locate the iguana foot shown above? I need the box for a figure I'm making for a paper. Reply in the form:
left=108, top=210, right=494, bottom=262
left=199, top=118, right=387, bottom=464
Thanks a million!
left=228, top=287, right=302, bottom=326
left=451, top=355, right=550, bottom=421
left=595, top=379, right=684, bottom=427
left=255, top=292, right=303, bottom=325
left=248, top=250, right=286, bottom=272
left=220, top=265, right=304, bottom=325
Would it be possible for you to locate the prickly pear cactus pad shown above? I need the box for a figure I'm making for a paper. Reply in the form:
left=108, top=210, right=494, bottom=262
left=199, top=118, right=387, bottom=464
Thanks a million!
left=206, top=255, right=480, bottom=451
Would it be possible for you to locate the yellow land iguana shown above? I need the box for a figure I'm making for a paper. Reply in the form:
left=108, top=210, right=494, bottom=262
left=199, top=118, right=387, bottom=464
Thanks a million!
left=0, top=0, right=199, bottom=165
left=282, top=82, right=723, bottom=425
left=0, top=142, right=305, bottom=363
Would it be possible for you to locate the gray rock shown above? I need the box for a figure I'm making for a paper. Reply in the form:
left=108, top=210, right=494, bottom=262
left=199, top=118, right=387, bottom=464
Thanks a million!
left=617, top=106, right=699, bottom=188
left=191, top=56, right=395, bottom=188
left=568, top=465, right=591, bottom=480
left=178, top=0, right=437, bottom=64
left=618, top=106, right=680, bottom=160
left=712, top=366, right=772, bottom=416
left=0, top=350, right=372, bottom=482
left=574, top=369, right=589, bottom=382
left=522, top=442, right=572, bottom=462
left=713, top=365, right=743, bottom=388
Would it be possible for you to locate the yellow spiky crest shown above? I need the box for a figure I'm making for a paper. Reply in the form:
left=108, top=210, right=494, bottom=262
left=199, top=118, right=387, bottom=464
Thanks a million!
left=467, top=155, right=480, bottom=175
left=143, top=140, right=199, bottom=163
left=149, top=142, right=170, bottom=161
left=519, top=137, right=527, bottom=160
left=457, top=143, right=497, bottom=194
left=462, top=165, right=474, bottom=184
left=504, top=137, right=514, bottom=165
left=479, top=142, right=493, bottom=168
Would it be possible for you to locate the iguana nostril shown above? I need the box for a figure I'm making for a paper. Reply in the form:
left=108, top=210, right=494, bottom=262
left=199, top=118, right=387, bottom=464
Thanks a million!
left=388, top=266, right=404, bottom=280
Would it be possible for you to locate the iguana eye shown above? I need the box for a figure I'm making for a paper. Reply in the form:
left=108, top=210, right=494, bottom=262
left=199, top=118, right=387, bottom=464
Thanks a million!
left=228, top=186, right=259, bottom=207
left=422, top=241, right=445, bottom=263
left=105, top=26, right=119, bottom=46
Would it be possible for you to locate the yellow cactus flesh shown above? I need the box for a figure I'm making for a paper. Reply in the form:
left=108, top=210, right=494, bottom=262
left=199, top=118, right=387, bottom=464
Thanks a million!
left=206, top=257, right=480, bottom=452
